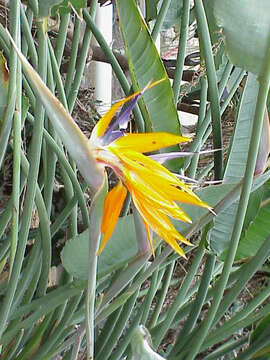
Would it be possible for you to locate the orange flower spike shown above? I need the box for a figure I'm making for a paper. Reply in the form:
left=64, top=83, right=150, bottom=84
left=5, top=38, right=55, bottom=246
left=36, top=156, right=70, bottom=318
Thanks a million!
left=98, top=181, right=127, bottom=254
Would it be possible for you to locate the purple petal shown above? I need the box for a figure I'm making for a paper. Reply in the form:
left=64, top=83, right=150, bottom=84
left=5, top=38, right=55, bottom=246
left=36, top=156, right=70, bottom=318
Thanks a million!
left=116, top=94, right=141, bottom=129
left=150, top=149, right=220, bottom=163
left=101, top=93, right=141, bottom=144
left=102, top=130, right=125, bottom=144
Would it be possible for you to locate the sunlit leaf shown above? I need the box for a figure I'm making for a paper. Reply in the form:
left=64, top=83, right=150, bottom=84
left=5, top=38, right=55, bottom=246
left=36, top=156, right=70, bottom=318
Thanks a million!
left=115, top=0, right=180, bottom=136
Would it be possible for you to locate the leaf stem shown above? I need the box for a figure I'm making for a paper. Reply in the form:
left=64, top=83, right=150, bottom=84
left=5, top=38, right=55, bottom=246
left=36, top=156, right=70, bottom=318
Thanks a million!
left=194, top=0, right=223, bottom=179
left=86, top=177, right=107, bottom=359
left=172, top=0, right=190, bottom=104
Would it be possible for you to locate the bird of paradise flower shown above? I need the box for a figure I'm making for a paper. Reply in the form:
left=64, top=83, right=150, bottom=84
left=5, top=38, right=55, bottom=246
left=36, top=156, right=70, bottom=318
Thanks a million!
left=6, top=30, right=211, bottom=258
left=88, top=81, right=212, bottom=257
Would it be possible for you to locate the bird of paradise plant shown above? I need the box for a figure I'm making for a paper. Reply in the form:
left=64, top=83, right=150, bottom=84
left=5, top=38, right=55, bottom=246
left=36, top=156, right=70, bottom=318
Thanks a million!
left=7, top=32, right=210, bottom=259
left=88, top=81, right=212, bottom=257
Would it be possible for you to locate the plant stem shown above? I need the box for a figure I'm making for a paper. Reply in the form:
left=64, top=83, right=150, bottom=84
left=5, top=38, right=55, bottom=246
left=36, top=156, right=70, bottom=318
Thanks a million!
left=187, top=75, right=207, bottom=178
left=172, top=0, right=190, bottom=104
left=0, top=17, right=47, bottom=340
left=68, top=2, right=98, bottom=113
left=152, top=241, right=205, bottom=347
left=86, top=177, right=107, bottom=359
left=194, top=0, right=222, bottom=180
left=169, top=252, right=215, bottom=357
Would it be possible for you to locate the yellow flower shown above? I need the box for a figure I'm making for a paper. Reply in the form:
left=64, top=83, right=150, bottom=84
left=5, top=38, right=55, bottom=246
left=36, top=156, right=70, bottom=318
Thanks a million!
left=89, top=82, right=211, bottom=257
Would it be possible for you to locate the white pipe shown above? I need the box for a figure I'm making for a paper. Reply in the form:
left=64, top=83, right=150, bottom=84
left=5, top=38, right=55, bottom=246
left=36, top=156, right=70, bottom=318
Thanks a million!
left=94, top=4, right=113, bottom=114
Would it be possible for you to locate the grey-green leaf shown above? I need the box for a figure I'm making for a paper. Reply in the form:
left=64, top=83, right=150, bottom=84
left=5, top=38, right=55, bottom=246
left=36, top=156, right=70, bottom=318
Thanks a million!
left=213, top=0, right=270, bottom=76
left=208, top=73, right=259, bottom=258
left=61, top=215, right=138, bottom=280
left=234, top=203, right=270, bottom=261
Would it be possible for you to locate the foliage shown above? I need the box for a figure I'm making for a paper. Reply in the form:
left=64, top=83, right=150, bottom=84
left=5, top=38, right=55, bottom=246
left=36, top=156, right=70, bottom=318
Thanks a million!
left=0, top=0, right=269, bottom=359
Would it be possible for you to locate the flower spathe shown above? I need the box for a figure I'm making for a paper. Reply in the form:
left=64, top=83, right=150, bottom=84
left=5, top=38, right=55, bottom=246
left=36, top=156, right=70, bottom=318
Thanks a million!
left=89, top=80, right=211, bottom=257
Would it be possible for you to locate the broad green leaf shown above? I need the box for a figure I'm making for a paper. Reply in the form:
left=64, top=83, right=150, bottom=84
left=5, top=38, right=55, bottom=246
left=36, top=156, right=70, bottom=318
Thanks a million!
left=234, top=203, right=270, bottom=261
left=250, top=314, right=270, bottom=359
left=162, top=0, right=183, bottom=30
left=38, top=0, right=63, bottom=18
left=0, top=52, right=9, bottom=124
left=8, top=32, right=104, bottom=193
left=242, top=187, right=263, bottom=232
left=52, top=0, right=87, bottom=15
left=208, top=73, right=259, bottom=257
left=115, top=0, right=180, bottom=135
left=145, top=0, right=160, bottom=22
left=61, top=215, right=138, bottom=280
left=214, top=0, right=270, bottom=76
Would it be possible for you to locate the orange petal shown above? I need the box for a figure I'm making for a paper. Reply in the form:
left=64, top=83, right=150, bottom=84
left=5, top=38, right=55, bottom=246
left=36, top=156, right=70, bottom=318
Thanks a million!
left=98, top=182, right=127, bottom=254
left=111, top=133, right=191, bottom=153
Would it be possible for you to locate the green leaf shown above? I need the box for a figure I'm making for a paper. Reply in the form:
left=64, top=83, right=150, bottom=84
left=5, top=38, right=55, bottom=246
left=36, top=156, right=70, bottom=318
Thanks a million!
left=250, top=314, right=270, bottom=359
left=208, top=73, right=259, bottom=258
left=61, top=215, right=138, bottom=280
left=234, top=203, right=270, bottom=262
left=0, top=52, right=9, bottom=125
left=115, top=0, right=180, bottom=136
left=242, top=187, right=263, bottom=232
left=38, top=0, right=63, bottom=18
left=52, top=0, right=87, bottom=15
left=145, top=0, right=160, bottom=22
left=162, top=0, right=183, bottom=30
left=213, top=0, right=270, bottom=76
left=61, top=169, right=270, bottom=281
